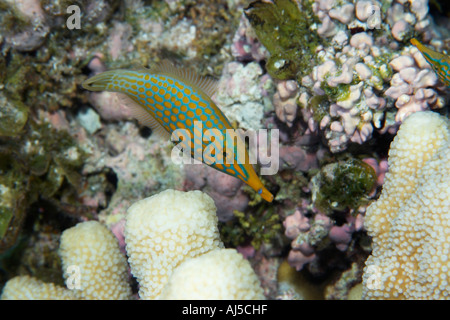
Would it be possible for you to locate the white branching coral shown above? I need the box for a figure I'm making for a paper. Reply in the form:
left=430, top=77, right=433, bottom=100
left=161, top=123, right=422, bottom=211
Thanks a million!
left=160, top=248, right=265, bottom=300
left=1, top=189, right=264, bottom=300
left=124, top=189, right=224, bottom=299
left=59, top=221, right=132, bottom=300
left=1, top=276, right=77, bottom=300
left=362, top=111, right=450, bottom=299
left=2, top=221, right=132, bottom=300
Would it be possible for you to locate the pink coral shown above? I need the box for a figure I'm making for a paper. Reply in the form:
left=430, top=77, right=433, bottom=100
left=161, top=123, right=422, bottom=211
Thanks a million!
left=87, top=91, right=134, bottom=121
left=362, top=157, right=388, bottom=187
left=273, top=80, right=299, bottom=128
left=87, top=53, right=107, bottom=74
left=232, top=14, right=268, bottom=62
left=236, top=245, right=256, bottom=259
left=283, top=197, right=373, bottom=271
left=386, top=45, right=446, bottom=123
left=183, top=165, right=249, bottom=221
left=329, top=224, right=353, bottom=251
left=296, top=0, right=445, bottom=154
left=301, top=30, right=391, bottom=153
left=283, top=204, right=330, bottom=271
left=278, top=146, right=318, bottom=172
left=386, top=1, right=432, bottom=41
left=84, top=54, right=135, bottom=121
left=110, top=219, right=127, bottom=254
left=313, top=0, right=340, bottom=38
left=287, top=250, right=316, bottom=271
left=283, top=209, right=310, bottom=239
left=108, top=21, right=133, bottom=61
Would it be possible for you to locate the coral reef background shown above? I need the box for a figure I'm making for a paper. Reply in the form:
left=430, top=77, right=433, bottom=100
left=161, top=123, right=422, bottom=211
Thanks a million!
left=0, top=0, right=449, bottom=300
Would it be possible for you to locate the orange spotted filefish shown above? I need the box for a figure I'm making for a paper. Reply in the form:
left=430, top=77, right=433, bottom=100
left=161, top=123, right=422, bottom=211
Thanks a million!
left=82, top=61, right=274, bottom=202
left=410, top=38, right=450, bottom=86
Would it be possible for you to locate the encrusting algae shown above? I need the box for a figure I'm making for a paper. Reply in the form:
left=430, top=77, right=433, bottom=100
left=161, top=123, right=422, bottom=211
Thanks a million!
left=244, top=0, right=322, bottom=81
left=82, top=61, right=273, bottom=202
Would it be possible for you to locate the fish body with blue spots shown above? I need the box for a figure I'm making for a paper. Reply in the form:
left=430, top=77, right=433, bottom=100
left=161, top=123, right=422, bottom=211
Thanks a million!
left=82, top=61, right=274, bottom=202
left=411, top=38, right=450, bottom=87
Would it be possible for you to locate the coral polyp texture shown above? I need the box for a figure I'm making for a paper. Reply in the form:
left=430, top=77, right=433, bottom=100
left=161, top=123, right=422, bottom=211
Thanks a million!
left=59, top=221, right=132, bottom=300
left=160, top=249, right=265, bottom=299
left=1, top=275, right=77, bottom=300
left=124, top=189, right=224, bottom=299
left=2, top=220, right=131, bottom=300
left=362, top=111, right=450, bottom=299
left=1, top=190, right=264, bottom=300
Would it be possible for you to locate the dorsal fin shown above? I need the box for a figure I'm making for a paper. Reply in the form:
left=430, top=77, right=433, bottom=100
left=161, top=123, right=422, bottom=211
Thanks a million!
left=115, top=93, right=171, bottom=141
left=143, top=60, right=219, bottom=97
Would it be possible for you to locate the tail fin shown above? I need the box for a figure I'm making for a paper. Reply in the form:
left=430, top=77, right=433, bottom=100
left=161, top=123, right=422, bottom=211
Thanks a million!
left=82, top=70, right=123, bottom=92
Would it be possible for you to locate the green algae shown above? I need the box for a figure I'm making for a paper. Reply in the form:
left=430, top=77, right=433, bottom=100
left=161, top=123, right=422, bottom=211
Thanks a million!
left=0, top=208, right=13, bottom=241
left=122, top=0, right=239, bottom=76
left=0, top=181, right=18, bottom=241
left=271, top=170, right=309, bottom=202
left=0, top=0, right=118, bottom=112
left=219, top=175, right=283, bottom=250
left=0, top=153, right=30, bottom=253
left=183, top=0, right=241, bottom=61
left=321, top=81, right=352, bottom=102
left=124, top=0, right=169, bottom=25
left=3, top=55, right=34, bottom=103
left=220, top=205, right=283, bottom=250
left=0, top=94, right=29, bottom=137
left=244, top=0, right=322, bottom=80
left=306, top=94, right=329, bottom=123
left=0, top=118, right=86, bottom=253
left=2, top=39, right=86, bottom=111
left=319, top=61, right=361, bottom=102
left=0, top=1, right=32, bottom=33
left=311, top=159, right=377, bottom=214
left=365, top=54, right=394, bottom=90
